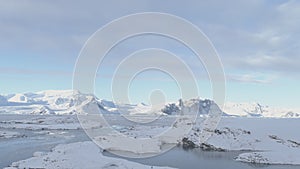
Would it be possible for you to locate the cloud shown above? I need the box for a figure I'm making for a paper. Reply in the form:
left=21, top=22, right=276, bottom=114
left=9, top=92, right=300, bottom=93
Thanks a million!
left=227, top=53, right=300, bottom=76
left=227, top=73, right=277, bottom=84
left=210, top=0, right=300, bottom=79
left=0, top=0, right=299, bottom=80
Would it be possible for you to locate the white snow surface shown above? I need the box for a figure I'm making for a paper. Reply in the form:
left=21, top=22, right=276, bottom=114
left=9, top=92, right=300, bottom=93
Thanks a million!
left=1, top=90, right=300, bottom=166
left=236, top=150, right=300, bottom=165
left=223, top=102, right=300, bottom=118
left=5, top=141, right=175, bottom=169
left=8, top=93, right=34, bottom=103
left=1, top=90, right=299, bottom=118
left=2, top=114, right=300, bottom=165
left=193, top=118, right=300, bottom=165
left=0, top=90, right=103, bottom=115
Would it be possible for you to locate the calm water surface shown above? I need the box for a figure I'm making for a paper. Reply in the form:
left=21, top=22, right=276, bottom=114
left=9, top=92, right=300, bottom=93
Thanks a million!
left=0, top=115, right=299, bottom=169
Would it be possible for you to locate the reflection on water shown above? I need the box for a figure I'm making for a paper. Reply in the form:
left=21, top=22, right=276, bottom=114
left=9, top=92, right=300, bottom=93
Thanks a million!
left=0, top=115, right=299, bottom=169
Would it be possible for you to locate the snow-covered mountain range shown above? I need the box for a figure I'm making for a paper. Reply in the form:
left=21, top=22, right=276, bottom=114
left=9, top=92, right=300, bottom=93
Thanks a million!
left=223, top=102, right=300, bottom=118
left=0, top=90, right=86, bottom=115
left=0, top=90, right=299, bottom=118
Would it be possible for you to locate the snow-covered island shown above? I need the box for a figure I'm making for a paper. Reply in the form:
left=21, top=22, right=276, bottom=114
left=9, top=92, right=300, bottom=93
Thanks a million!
left=1, top=90, right=300, bottom=168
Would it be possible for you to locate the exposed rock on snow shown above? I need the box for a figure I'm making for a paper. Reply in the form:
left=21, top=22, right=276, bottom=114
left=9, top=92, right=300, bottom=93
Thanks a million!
left=31, top=105, right=55, bottom=115
left=1, top=90, right=300, bottom=166
left=1, top=114, right=300, bottom=165
left=161, top=103, right=180, bottom=115
left=182, top=137, right=196, bottom=149
left=1, top=90, right=300, bottom=118
left=199, top=143, right=226, bottom=151
left=282, top=111, right=300, bottom=118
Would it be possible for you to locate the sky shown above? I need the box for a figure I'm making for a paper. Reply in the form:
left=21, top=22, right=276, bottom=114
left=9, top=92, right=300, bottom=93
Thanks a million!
left=0, top=0, right=299, bottom=108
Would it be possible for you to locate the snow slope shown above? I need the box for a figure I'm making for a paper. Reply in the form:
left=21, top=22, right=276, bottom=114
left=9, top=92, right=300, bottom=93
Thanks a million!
left=236, top=150, right=300, bottom=165
left=1, top=90, right=300, bottom=166
left=0, top=90, right=98, bottom=115
left=5, top=141, right=175, bottom=169
left=0, top=90, right=299, bottom=117
left=8, top=94, right=34, bottom=103
left=223, top=102, right=300, bottom=118
left=2, top=115, right=300, bottom=166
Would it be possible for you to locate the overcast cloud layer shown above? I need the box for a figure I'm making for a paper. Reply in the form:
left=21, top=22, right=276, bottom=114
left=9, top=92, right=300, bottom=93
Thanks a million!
left=0, top=0, right=299, bottom=107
